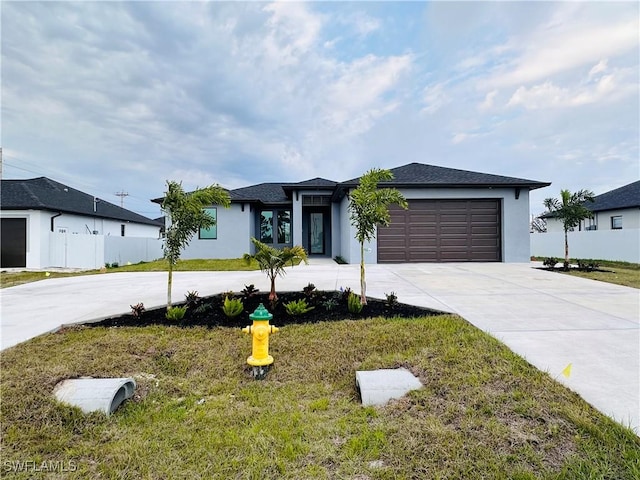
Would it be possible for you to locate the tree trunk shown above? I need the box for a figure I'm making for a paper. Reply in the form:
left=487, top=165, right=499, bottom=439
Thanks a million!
left=167, top=263, right=173, bottom=309
left=360, top=241, right=367, bottom=305
left=269, top=274, right=278, bottom=302
left=564, top=228, right=570, bottom=270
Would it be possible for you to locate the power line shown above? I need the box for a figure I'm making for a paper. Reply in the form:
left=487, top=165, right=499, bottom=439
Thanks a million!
left=114, top=191, right=130, bottom=208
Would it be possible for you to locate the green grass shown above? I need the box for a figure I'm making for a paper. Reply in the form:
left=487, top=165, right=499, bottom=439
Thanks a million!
left=532, top=258, right=640, bottom=289
left=0, top=258, right=260, bottom=289
left=2, top=317, right=638, bottom=479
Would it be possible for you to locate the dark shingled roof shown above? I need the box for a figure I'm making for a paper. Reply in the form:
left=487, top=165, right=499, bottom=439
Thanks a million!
left=229, top=183, right=290, bottom=204
left=151, top=164, right=550, bottom=205
left=283, top=177, right=337, bottom=188
left=587, top=180, right=640, bottom=212
left=1, top=177, right=162, bottom=226
left=341, top=163, right=550, bottom=189
left=227, top=178, right=337, bottom=204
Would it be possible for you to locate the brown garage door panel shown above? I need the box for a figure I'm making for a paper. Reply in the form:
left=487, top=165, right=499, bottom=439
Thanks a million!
left=440, top=226, right=469, bottom=235
left=409, top=226, right=437, bottom=235
left=378, top=199, right=501, bottom=263
left=409, top=237, right=437, bottom=247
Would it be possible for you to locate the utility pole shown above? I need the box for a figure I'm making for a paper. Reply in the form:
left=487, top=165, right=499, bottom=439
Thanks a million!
left=115, top=190, right=129, bottom=208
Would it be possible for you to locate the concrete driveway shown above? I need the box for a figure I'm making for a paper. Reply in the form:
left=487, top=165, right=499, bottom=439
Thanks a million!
left=1, top=261, right=638, bottom=433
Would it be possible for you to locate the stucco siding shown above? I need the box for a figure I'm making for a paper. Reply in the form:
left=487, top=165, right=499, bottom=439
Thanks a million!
left=547, top=208, right=640, bottom=232
left=180, top=204, right=251, bottom=259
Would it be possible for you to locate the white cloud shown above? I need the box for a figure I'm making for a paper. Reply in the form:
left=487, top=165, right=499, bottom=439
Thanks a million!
left=486, top=19, right=637, bottom=89
left=324, top=54, right=412, bottom=134
left=421, top=82, right=450, bottom=115
left=507, top=67, right=635, bottom=110
left=261, top=2, right=324, bottom=66
left=347, top=11, right=381, bottom=37
left=478, top=90, right=498, bottom=111
left=588, top=59, right=608, bottom=79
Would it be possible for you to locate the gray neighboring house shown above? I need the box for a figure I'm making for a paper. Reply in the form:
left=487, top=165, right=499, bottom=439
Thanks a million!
left=544, top=180, right=640, bottom=233
left=1, top=177, right=163, bottom=269
left=157, top=163, right=549, bottom=264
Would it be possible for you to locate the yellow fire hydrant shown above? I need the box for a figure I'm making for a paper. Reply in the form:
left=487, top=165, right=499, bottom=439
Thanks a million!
left=242, top=304, right=279, bottom=378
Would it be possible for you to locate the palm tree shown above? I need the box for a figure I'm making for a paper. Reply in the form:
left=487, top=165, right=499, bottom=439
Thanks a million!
left=542, top=189, right=595, bottom=269
left=348, top=168, right=407, bottom=304
left=243, top=237, right=308, bottom=302
left=161, top=181, right=230, bottom=308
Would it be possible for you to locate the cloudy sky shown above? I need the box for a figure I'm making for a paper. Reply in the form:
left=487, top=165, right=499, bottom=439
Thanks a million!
left=2, top=1, right=638, bottom=219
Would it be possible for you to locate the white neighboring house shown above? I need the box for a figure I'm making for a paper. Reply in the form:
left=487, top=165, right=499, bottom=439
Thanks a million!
left=1, top=177, right=163, bottom=269
left=532, top=181, right=640, bottom=263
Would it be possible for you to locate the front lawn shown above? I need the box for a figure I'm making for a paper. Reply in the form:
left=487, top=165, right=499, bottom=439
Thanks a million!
left=0, top=258, right=261, bottom=289
left=2, top=317, right=638, bottom=479
left=532, top=258, right=640, bottom=289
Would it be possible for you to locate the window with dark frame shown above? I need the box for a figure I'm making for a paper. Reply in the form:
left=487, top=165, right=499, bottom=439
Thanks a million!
left=611, top=215, right=622, bottom=230
left=199, top=208, right=217, bottom=239
left=260, top=209, right=291, bottom=245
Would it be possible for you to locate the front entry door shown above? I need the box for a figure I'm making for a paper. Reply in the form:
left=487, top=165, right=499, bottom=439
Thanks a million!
left=309, top=212, right=324, bottom=254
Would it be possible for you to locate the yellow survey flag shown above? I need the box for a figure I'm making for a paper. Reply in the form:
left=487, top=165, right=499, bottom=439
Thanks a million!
left=562, top=363, right=572, bottom=378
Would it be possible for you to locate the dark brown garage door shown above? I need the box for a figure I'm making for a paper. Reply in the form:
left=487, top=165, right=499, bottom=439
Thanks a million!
left=378, top=199, right=501, bottom=263
left=1, top=218, right=27, bottom=268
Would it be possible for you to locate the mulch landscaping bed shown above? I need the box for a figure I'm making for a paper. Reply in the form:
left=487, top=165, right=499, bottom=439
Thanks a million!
left=92, top=290, right=442, bottom=329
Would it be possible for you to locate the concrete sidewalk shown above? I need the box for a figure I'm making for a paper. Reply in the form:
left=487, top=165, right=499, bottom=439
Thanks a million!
left=1, top=262, right=638, bottom=432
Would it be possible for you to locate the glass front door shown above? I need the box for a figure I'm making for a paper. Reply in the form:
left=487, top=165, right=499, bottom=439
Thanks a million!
left=310, top=212, right=324, bottom=254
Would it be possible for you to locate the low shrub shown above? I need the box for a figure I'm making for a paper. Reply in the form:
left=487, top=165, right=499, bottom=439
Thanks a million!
left=302, top=283, right=317, bottom=300
left=130, top=302, right=145, bottom=319
left=385, top=291, right=398, bottom=307
left=284, top=299, right=315, bottom=316
left=543, top=257, right=559, bottom=269
left=347, top=292, right=363, bottom=314
left=222, top=296, right=244, bottom=318
left=184, top=290, right=200, bottom=306
left=340, top=286, right=352, bottom=302
left=241, top=284, right=259, bottom=299
left=321, top=297, right=338, bottom=311
left=165, top=306, right=187, bottom=321
left=577, top=259, right=600, bottom=272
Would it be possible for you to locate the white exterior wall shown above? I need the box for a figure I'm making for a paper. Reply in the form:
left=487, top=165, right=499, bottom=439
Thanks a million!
left=531, top=230, right=640, bottom=263
left=331, top=201, right=341, bottom=259
left=50, top=212, right=159, bottom=238
left=180, top=203, right=252, bottom=259
left=337, top=187, right=531, bottom=264
left=547, top=208, right=640, bottom=233
left=292, top=194, right=303, bottom=249
left=592, top=208, right=640, bottom=230
left=1, top=209, right=161, bottom=269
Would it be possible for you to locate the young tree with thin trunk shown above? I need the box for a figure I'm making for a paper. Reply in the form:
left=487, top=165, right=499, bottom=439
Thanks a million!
left=161, top=180, right=230, bottom=309
left=243, top=237, right=308, bottom=302
left=542, top=189, right=595, bottom=270
left=348, top=168, right=407, bottom=304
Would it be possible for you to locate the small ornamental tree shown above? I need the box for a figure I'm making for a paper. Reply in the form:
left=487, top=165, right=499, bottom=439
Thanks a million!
left=161, top=180, right=230, bottom=309
left=243, top=238, right=308, bottom=302
left=542, top=189, right=595, bottom=270
left=348, top=168, right=407, bottom=304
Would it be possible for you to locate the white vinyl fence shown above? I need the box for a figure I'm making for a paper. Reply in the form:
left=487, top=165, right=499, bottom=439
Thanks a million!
left=530, top=229, right=640, bottom=263
left=47, top=233, right=163, bottom=269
